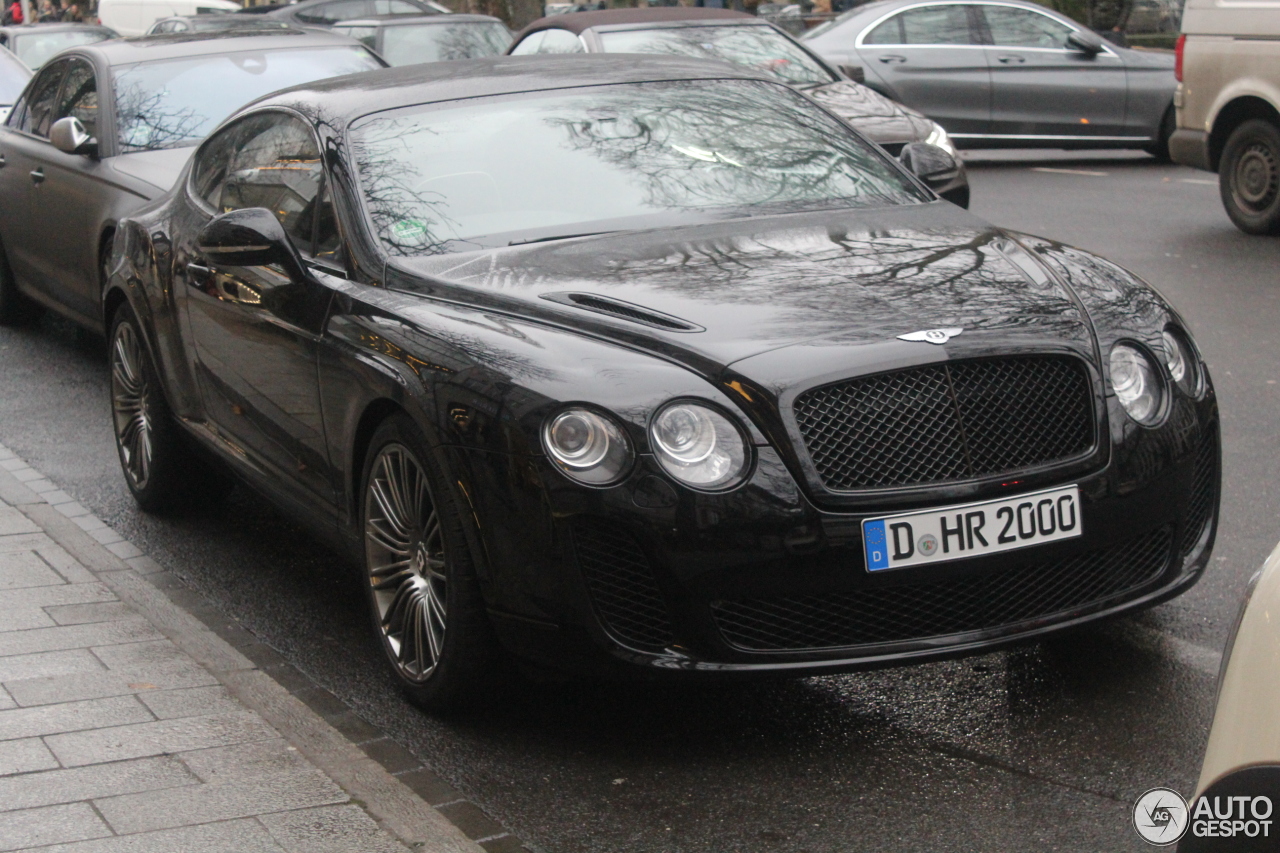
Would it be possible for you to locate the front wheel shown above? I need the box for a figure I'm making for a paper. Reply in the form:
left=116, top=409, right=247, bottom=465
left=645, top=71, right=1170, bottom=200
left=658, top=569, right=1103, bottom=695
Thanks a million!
left=361, top=415, right=500, bottom=712
left=1219, top=119, right=1280, bottom=235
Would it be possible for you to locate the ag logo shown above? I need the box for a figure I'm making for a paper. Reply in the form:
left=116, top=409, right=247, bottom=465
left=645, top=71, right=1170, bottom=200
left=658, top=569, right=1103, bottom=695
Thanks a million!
left=1134, top=787, right=1190, bottom=845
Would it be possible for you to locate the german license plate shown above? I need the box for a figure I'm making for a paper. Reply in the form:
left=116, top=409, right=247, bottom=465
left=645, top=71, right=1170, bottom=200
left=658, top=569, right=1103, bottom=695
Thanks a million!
left=862, top=485, right=1081, bottom=572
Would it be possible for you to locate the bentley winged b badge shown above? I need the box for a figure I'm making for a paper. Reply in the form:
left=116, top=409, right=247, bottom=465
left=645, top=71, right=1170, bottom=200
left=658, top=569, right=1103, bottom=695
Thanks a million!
left=897, top=328, right=963, bottom=345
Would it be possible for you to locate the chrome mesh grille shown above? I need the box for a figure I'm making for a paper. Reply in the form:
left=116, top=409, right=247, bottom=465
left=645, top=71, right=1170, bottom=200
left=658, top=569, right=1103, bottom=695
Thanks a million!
left=793, top=356, right=1095, bottom=491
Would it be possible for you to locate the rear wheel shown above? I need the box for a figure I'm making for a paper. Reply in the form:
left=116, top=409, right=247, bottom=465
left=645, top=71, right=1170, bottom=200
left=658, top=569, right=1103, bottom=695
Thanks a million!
left=0, top=238, right=41, bottom=326
left=1219, top=119, right=1280, bottom=235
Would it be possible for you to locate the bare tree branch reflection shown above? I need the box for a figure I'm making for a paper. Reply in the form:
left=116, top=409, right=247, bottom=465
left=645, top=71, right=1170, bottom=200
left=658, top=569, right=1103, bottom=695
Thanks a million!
left=115, top=82, right=202, bottom=153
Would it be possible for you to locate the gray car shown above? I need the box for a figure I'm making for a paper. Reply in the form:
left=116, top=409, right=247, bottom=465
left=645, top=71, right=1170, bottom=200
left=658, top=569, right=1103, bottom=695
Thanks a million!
left=0, top=23, right=119, bottom=71
left=256, top=0, right=451, bottom=29
left=803, top=0, right=1176, bottom=154
left=332, top=14, right=511, bottom=65
left=0, top=30, right=385, bottom=330
left=0, top=45, right=31, bottom=123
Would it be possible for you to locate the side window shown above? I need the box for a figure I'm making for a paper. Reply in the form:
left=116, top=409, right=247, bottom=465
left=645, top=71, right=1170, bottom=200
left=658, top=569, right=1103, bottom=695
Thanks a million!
left=530, top=28, right=583, bottom=54
left=981, top=6, right=1074, bottom=49
left=295, top=0, right=367, bottom=25
left=509, top=31, right=545, bottom=55
left=54, top=59, right=98, bottom=141
left=372, top=0, right=422, bottom=14
left=19, top=59, right=69, bottom=138
left=868, top=5, right=974, bottom=45
left=334, top=25, right=377, bottom=49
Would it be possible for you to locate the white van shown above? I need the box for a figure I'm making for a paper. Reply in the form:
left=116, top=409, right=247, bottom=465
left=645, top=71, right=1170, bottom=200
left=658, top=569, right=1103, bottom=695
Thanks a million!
left=98, top=0, right=241, bottom=36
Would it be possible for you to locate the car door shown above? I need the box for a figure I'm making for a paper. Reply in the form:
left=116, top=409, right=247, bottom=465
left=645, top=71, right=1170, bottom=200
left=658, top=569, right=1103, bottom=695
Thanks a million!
left=977, top=3, right=1127, bottom=138
left=182, top=111, right=339, bottom=508
left=0, top=58, right=68, bottom=301
left=852, top=2, right=990, bottom=135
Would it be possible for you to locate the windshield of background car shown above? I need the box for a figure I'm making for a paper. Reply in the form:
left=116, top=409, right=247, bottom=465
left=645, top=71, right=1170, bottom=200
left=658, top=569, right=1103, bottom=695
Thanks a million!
left=349, top=79, right=926, bottom=255
left=378, top=21, right=510, bottom=65
left=113, top=45, right=381, bottom=152
left=597, top=25, right=835, bottom=86
left=0, top=50, right=29, bottom=103
left=13, top=30, right=114, bottom=70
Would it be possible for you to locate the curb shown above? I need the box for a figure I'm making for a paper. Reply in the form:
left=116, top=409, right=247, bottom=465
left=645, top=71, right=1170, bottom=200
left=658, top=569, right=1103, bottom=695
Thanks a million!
left=0, top=443, right=534, bottom=853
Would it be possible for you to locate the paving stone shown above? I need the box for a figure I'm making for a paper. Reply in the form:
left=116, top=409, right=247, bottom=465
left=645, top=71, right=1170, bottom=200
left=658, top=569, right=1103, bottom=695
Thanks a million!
left=395, top=767, right=464, bottom=806
left=53, top=502, right=90, bottom=519
left=361, top=738, right=421, bottom=775
left=479, top=835, right=528, bottom=853
left=104, top=541, right=143, bottom=561
left=0, top=510, right=38, bottom=537
left=26, top=480, right=57, bottom=495
left=36, top=546, right=97, bottom=584
left=0, top=695, right=152, bottom=742
left=90, top=640, right=188, bottom=672
left=0, top=738, right=58, bottom=776
left=0, top=552, right=67, bottom=590
left=86, top=528, right=124, bottom=547
left=0, top=583, right=114, bottom=611
left=47, top=711, right=278, bottom=767
left=0, top=534, right=50, bottom=555
left=32, top=819, right=287, bottom=853
left=0, top=648, right=105, bottom=684
left=0, top=755, right=196, bottom=812
left=71, top=517, right=106, bottom=533
left=45, top=602, right=135, bottom=627
left=123, top=556, right=163, bottom=575
left=0, top=604, right=56, bottom=633
left=0, top=459, right=28, bottom=473
left=258, top=803, right=410, bottom=853
left=0, top=618, right=163, bottom=657
left=4, top=664, right=216, bottom=707
left=96, top=741, right=347, bottom=834
left=137, top=686, right=243, bottom=720
left=42, top=491, right=74, bottom=506
left=0, top=687, right=11, bottom=711
left=436, top=801, right=506, bottom=841
left=10, top=469, right=42, bottom=484
left=0, top=802, right=111, bottom=851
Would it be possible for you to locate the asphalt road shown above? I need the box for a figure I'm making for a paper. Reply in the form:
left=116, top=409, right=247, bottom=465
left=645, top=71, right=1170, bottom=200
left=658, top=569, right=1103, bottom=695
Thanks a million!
left=2, top=151, right=1278, bottom=852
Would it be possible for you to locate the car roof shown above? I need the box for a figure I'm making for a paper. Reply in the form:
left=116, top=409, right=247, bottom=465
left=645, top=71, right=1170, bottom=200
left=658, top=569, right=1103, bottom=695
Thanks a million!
left=333, top=13, right=502, bottom=26
left=70, top=28, right=363, bottom=66
left=0, top=23, right=117, bottom=35
left=251, top=53, right=764, bottom=122
left=516, top=7, right=752, bottom=39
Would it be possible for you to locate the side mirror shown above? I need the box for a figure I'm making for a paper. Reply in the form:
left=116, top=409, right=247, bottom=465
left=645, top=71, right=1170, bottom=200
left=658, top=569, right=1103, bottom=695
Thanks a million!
left=837, top=64, right=865, bottom=83
left=899, top=141, right=961, bottom=188
left=1066, top=30, right=1104, bottom=55
left=197, top=207, right=308, bottom=282
left=50, top=116, right=98, bottom=158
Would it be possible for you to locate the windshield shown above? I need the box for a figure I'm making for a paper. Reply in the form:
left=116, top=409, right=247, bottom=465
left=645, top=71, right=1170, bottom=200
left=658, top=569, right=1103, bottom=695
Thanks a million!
left=0, top=50, right=30, bottom=103
left=13, top=29, right=114, bottom=70
left=350, top=79, right=924, bottom=256
left=113, top=46, right=381, bottom=153
left=598, top=25, right=835, bottom=87
left=378, top=22, right=511, bottom=65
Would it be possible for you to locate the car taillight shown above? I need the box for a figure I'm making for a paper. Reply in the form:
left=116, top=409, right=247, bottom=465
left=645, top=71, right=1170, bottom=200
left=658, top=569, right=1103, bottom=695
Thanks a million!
left=1175, top=33, right=1185, bottom=82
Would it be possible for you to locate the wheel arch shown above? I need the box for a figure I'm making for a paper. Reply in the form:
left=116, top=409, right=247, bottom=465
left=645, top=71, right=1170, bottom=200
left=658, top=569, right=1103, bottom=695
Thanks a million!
left=349, top=397, right=409, bottom=522
left=1209, top=96, right=1280, bottom=171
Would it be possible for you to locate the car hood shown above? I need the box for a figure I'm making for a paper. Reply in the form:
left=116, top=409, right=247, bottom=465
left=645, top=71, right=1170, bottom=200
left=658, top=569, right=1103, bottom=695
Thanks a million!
left=107, top=146, right=197, bottom=195
left=805, top=80, right=933, bottom=145
left=390, top=202, right=1095, bottom=383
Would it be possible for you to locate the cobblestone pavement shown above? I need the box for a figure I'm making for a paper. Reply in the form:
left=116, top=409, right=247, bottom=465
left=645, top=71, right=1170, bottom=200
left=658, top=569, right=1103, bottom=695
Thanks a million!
left=0, top=442, right=484, bottom=853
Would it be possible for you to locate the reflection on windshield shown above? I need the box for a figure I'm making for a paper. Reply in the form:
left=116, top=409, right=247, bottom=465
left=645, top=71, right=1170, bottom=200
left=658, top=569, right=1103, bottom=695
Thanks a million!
left=350, top=79, right=924, bottom=257
left=113, top=46, right=381, bottom=152
left=598, top=25, right=834, bottom=86
left=380, top=22, right=511, bottom=65
left=14, top=30, right=113, bottom=70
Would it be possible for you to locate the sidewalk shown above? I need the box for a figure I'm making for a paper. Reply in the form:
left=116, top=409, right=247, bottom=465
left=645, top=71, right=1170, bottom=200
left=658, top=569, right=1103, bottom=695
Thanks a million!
left=0, top=442, right=486, bottom=853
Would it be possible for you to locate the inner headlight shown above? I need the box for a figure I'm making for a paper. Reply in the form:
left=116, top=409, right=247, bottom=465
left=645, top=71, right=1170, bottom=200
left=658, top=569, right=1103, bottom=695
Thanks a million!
left=1162, top=328, right=1201, bottom=396
left=925, top=122, right=957, bottom=156
left=1109, top=344, right=1164, bottom=425
left=650, top=402, right=751, bottom=491
left=542, top=408, right=633, bottom=486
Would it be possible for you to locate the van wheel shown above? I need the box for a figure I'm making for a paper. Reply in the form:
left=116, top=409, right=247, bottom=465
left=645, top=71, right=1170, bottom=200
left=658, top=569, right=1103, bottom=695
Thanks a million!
left=1219, top=119, right=1280, bottom=235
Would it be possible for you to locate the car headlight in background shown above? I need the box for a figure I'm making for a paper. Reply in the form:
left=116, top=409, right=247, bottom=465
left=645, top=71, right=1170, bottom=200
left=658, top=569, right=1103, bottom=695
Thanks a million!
left=543, top=407, right=634, bottom=486
left=650, top=402, right=751, bottom=491
left=1110, top=344, right=1165, bottom=425
left=1162, top=328, right=1202, bottom=397
left=925, top=122, right=957, bottom=156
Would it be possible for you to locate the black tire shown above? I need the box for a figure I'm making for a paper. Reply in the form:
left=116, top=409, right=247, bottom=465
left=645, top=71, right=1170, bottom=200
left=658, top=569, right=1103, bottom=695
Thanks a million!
left=1145, top=104, right=1175, bottom=162
left=0, top=237, right=42, bottom=326
left=1219, top=118, right=1280, bottom=236
left=360, top=414, right=501, bottom=712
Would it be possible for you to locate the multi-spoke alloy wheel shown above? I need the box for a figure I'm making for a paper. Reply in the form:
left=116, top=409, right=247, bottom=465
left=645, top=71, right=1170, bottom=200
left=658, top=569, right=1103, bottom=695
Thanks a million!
left=111, top=321, right=153, bottom=491
left=365, top=443, right=448, bottom=683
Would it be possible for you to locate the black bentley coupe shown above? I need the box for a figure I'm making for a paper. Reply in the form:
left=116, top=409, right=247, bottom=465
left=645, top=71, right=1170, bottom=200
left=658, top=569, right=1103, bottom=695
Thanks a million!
left=103, top=56, right=1219, bottom=710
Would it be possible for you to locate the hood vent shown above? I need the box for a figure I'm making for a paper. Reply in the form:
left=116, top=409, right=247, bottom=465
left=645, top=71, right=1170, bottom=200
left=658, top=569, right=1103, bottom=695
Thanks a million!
left=542, top=292, right=704, bottom=333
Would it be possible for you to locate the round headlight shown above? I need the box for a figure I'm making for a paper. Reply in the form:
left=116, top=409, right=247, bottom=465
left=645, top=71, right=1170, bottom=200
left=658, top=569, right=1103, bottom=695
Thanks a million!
left=1161, top=329, right=1200, bottom=396
left=1110, top=344, right=1164, bottom=425
left=542, top=408, right=633, bottom=486
left=650, top=402, right=751, bottom=491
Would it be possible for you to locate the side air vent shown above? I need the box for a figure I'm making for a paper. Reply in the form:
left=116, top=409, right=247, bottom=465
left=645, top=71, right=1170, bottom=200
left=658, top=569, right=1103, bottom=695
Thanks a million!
left=541, top=292, right=704, bottom=332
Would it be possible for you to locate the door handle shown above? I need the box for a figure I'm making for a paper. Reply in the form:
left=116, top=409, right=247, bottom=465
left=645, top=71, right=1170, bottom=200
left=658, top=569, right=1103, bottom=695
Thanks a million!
left=29, top=168, right=43, bottom=184
left=187, top=262, right=212, bottom=288
left=997, top=54, right=1026, bottom=64
left=878, top=54, right=908, bottom=64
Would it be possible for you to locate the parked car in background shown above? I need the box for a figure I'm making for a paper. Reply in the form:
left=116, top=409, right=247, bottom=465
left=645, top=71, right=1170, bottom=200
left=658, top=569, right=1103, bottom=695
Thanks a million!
left=147, top=14, right=293, bottom=34
left=1170, top=0, right=1280, bottom=235
left=0, top=43, right=31, bottom=122
left=0, top=29, right=385, bottom=329
left=802, top=0, right=1177, bottom=156
left=333, top=14, right=510, bottom=65
left=509, top=7, right=970, bottom=206
left=98, top=0, right=239, bottom=37
left=258, top=0, right=450, bottom=29
left=104, top=54, right=1217, bottom=711
left=0, top=23, right=118, bottom=70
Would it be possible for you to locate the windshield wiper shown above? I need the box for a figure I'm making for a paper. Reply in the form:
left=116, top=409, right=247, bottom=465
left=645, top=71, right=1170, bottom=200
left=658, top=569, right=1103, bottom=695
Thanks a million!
left=508, top=231, right=622, bottom=246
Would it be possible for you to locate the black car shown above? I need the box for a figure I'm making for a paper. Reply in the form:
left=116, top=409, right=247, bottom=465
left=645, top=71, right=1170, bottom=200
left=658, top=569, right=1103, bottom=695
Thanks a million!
left=0, top=29, right=384, bottom=330
left=332, top=14, right=511, bottom=66
left=103, top=56, right=1219, bottom=711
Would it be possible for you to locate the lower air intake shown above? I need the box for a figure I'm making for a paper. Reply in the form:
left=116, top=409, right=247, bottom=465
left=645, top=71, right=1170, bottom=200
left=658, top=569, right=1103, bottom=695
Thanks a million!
left=571, top=520, right=674, bottom=652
